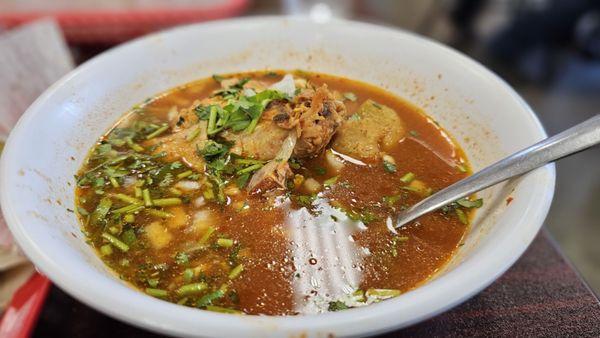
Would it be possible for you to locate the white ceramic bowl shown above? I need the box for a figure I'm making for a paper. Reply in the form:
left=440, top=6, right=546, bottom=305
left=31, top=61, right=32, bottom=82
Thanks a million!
left=0, top=17, right=554, bottom=337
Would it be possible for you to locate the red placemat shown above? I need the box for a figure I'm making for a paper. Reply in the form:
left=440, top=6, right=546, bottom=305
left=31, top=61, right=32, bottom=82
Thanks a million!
left=0, top=0, right=250, bottom=43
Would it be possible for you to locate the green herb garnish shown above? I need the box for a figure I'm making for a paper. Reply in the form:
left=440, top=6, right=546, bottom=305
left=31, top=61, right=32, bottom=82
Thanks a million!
left=456, top=198, right=483, bottom=208
left=197, top=290, right=225, bottom=308
left=323, top=176, right=338, bottom=187
left=175, top=252, right=189, bottom=265
left=383, top=161, right=397, bottom=173
left=328, top=301, right=349, bottom=312
left=399, top=172, right=415, bottom=184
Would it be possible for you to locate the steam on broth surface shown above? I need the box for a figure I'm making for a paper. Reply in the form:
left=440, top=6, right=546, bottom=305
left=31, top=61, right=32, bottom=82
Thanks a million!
left=75, top=70, right=481, bottom=315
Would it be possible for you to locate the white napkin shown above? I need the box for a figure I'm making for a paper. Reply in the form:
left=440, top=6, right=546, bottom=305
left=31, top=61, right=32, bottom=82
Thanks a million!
left=0, top=18, right=74, bottom=310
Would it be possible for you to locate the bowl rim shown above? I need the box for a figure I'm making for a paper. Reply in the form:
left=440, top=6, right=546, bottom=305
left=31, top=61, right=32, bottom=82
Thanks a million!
left=0, top=16, right=555, bottom=337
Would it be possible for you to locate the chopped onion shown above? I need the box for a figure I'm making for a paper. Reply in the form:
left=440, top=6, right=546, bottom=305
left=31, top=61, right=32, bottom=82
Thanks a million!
left=248, top=132, right=297, bottom=190
left=175, top=180, right=200, bottom=191
left=194, top=210, right=212, bottom=222
left=325, top=150, right=345, bottom=173
left=194, top=197, right=206, bottom=207
left=302, top=178, right=321, bottom=194
left=167, top=106, right=178, bottom=123
left=386, top=216, right=398, bottom=234
left=270, top=74, right=296, bottom=97
left=122, top=176, right=136, bottom=187
left=242, top=88, right=256, bottom=97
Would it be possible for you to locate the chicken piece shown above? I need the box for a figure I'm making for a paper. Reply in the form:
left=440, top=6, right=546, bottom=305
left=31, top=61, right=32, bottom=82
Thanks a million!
left=226, top=85, right=346, bottom=160
left=168, top=107, right=196, bottom=132
left=165, top=206, right=189, bottom=229
left=223, top=99, right=300, bottom=160
left=144, top=120, right=208, bottom=171
left=223, top=120, right=290, bottom=160
left=243, top=79, right=268, bottom=92
left=263, top=100, right=297, bottom=130
left=167, top=97, right=221, bottom=132
left=145, top=221, right=172, bottom=250
left=293, top=85, right=347, bottom=157
left=220, top=78, right=268, bottom=93
left=332, top=100, right=405, bottom=161
left=247, top=132, right=296, bottom=193
left=191, top=209, right=216, bottom=235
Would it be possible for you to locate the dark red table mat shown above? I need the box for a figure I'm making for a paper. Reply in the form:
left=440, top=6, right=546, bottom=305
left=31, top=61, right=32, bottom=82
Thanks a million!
left=31, top=229, right=600, bottom=337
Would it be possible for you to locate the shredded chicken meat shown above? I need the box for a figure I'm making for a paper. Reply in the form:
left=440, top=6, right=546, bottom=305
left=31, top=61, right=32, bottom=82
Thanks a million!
left=226, top=84, right=347, bottom=162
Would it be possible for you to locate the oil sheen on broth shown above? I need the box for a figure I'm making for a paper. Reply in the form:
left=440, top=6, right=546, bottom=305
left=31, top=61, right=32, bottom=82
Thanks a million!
left=75, top=71, right=482, bottom=315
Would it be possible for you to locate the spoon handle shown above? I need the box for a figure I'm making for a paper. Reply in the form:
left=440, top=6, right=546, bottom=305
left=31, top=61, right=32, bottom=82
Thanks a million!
left=396, top=114, right=600, bottom=228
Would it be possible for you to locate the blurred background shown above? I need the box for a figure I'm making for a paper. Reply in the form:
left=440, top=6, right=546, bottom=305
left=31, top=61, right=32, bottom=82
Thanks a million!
left=1, top=0, right=599, bottom=293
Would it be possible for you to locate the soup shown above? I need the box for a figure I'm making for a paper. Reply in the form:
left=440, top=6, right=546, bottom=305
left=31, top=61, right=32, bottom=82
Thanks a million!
left=75, top=71, right=481, bottom=315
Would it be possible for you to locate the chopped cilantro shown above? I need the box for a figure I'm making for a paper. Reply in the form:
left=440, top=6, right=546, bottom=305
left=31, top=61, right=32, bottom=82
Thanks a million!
left=294, top=194, right=316, bottom=207
left=236, top=172, right=251, bottom=188
left=455, top=208, right=468, bottom=224
left=199, top=83, right=288, bottom=135
left=198, top=140, right=229, bottom=158
left=383, top=161, right=397, bottom=173
left=175, top=252, right=189, bottom=265
left=344, top=208, right=379, bottom=224
left=147, top=278, right=159, bottom=288
left=456, top=198, right=483, bottom=209
left=323, top=176, right=338, bottom=187
left=383, top=194, right=403, bottom=207
left=328, top=301, right=349, bottom=312
left=289, top=158, right=302, bottom=169
left=121, top=228, right=137, bottom=245
left=197, top=290, right=225, bottom=308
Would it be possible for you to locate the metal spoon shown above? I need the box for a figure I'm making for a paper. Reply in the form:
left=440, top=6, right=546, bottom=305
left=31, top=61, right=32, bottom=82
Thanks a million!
left=395, top=114, right=600, bottom=228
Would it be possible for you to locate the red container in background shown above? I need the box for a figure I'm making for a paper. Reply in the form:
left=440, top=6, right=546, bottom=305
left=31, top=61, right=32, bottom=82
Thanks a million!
left=0, top=0, right=250, bottom=43
left=0, top=273, right=51, bottom=338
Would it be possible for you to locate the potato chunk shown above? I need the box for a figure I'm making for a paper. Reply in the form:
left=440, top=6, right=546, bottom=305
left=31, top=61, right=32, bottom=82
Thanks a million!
left=166, top=206, right=189, bottom=229
left=145, top=222, right=172, bottom=249
left=191, top=209, right=215, bottom=234
left=332, top=100, right=405, bottom=161
left=144, top=120, right=208, bottom=171
left=325, top=149, right=345, bottom=173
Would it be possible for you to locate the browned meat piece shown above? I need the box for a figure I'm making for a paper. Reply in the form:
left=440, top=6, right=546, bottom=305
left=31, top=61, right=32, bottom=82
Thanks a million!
left=144, top=120, right=208, bottom=171
left=227, top=85, right=346, bottom=160
left=263, top=100, right=297, bottom=130
left=243, top=79, right=268, bottom=92
left=293, top=85, right=347, bottom=157
left=168, top=107, right=197, bottom=132
left=219, top=78, right=268, bottom=93
left=248, top=160, right=293, bottom=193
left=167, top=97, right=221, bottom=132
left=332, top=100, right=405, bottom=161
left=248, top=133, right=296, bottom=193
left=222, top=121, right=290, bottom=161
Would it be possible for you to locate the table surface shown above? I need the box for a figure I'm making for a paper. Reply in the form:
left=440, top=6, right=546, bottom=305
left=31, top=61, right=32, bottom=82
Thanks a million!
left=31, top=229, right=600, bottom=337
